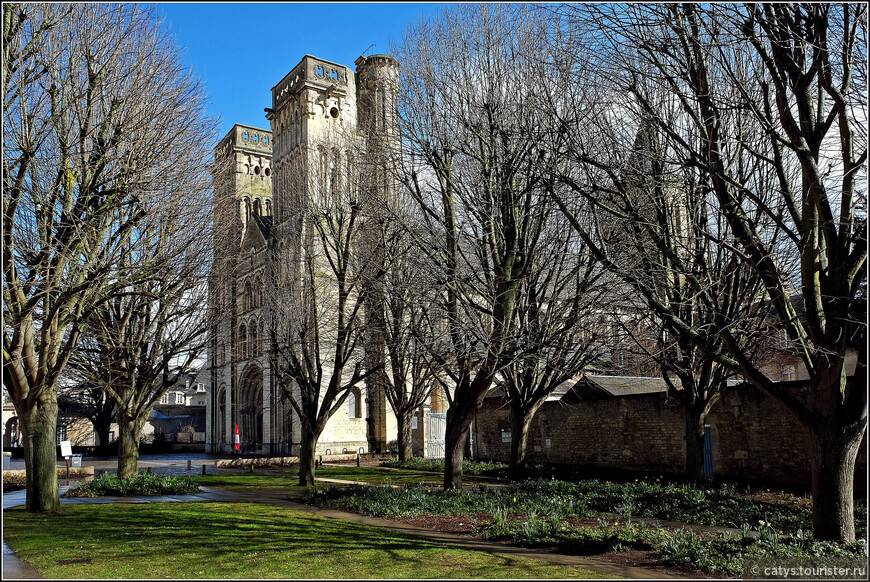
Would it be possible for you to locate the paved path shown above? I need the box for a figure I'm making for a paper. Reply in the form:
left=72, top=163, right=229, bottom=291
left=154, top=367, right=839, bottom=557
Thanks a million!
left=3, top=482, right=674, bottom=580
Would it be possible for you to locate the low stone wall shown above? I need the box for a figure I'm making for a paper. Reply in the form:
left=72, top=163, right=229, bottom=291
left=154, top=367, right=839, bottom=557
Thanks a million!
left=216, top=456, right=300, bottom=468
left=3, top=465, right=95, bottom=484
left=475, top=384, right=867, bottom=490
left=214, top=453, right=363, bottom=469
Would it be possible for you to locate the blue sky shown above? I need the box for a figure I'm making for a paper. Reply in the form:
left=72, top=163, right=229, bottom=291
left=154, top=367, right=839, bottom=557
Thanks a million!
left=155, top=2, right=447, bottom=140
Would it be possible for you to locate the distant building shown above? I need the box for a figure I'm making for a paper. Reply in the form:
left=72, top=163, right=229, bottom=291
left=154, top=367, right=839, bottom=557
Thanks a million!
left=150, top=369, right=208, bottom=444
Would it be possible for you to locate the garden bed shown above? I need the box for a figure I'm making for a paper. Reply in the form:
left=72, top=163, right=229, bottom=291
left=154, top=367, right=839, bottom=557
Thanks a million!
left=304, top=477, right=868, bottom=577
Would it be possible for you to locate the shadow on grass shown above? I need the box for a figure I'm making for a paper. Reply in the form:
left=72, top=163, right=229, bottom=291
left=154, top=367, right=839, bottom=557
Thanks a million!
left=3, top=502, right=598, bottom=579
left=193, top=466, right=446, bottom=490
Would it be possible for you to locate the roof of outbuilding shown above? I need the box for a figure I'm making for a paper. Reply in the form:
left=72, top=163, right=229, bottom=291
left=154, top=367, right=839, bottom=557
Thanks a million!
left=486, top=374, right=745, bottom=402
left=573, top=375, right=673, bottom=398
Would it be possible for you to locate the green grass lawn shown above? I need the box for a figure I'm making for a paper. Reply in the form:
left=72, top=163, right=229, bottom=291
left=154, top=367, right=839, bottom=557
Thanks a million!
left=3, top=502, right=614, bottom=579
left=192, top=466, right=461, bottom=491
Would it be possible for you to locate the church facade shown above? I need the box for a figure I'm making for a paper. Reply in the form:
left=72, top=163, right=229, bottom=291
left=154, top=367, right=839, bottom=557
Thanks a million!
left=206, top=54, right=420, bottom=456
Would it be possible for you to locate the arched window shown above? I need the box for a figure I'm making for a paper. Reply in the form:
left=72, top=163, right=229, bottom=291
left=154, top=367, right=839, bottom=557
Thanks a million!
left=253, top=198, right=262, bottom=215
left=243, top=197, right=252, bottom=222
left=331, top=148, right=341, bottom=201
left=239, top=324, right=247, bottom=359
left=250, top=321, right=259, bottom=357
left=347, top=388, right=361, bottom=419
left=245, top=281, right=253, bottom=311
left=265, top=199, right=272, bottom=216
left=346, top=153, right=356, bottom=198
left=319, top=147, right=328, bottom=196
left=614, top=350, right=626, bottom=367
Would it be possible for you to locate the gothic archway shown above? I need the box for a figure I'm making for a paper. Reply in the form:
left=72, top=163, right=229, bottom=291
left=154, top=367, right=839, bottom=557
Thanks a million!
left=239, top=365, right=263, bottom=451
left=4, top=416, right=20, bottom=447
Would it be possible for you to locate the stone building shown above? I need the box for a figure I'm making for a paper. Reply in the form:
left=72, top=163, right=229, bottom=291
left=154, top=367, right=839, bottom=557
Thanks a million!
left=207, top=54, right=423, bottom=456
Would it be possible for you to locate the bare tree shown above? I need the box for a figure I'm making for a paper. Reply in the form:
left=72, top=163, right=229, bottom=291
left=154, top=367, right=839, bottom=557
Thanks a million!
left=268, top=142, right=383, bottom=486
left=556, top=104, right=771, bottom=482
left=499, top=208, right=608, bottom=477
left=394, top=4, right=572, bottom=489
left=367, top=216, right=448, bottom=461
left=559, top=3, right=867, bottom=541
left=3, top=4, right=214, bottom=511
left=68, top=193, right=212, bottom=479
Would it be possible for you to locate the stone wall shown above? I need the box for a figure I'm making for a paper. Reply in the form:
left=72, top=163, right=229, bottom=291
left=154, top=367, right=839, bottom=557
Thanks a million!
left=475, top=385, right=867, bottom=490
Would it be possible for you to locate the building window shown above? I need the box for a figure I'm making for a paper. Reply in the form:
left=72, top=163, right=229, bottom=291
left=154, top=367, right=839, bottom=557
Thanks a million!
left=238, top=324, right=248, bottom=359
left=781, top=364, right=796, bottom=382
left=347, top=388, right=361, bottom=419
left=160, top=394, right=169, bottom=404
left=56, top=425, right=67, bottom=444
left=614, top=350, right=626, bottom=367
left=176, top=393, right=185, bottom=405
left=244, top=281, right=253, bottom=311
left=251, top=323, right=259, bottom=357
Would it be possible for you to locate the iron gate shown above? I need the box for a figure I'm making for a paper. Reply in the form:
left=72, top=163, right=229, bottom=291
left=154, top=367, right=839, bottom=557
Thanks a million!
left=427, top=412, right=446, bottom=459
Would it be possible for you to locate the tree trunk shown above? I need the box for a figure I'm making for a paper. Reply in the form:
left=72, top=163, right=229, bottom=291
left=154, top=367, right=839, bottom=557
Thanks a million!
left=96, top=426, right=112, bottom=448
left=808, top=417, right=865, bottom=542
left=509, top=403, right=535, bottom=478
left=684, top=405, right=708, bottom=483
left=117, top=414, right=144, bottom=479
left=18, top=393, right=60, bottom=513
left=397, top=410, right=413, bottom=461
left=298, top=426, right=317, bottom=486
left=443, top=411, right=469, bottom=490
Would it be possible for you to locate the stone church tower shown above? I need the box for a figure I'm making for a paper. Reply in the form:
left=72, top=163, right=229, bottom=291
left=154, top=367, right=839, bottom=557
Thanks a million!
left=206, top=54, right=402, bottom=456
left=207, top=125, right=276, bottom=454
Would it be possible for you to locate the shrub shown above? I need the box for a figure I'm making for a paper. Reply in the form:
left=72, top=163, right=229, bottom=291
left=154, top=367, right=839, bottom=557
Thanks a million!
left=62, top=472, right=200, bottom=498
left=381, top=458, right=508, bottom=477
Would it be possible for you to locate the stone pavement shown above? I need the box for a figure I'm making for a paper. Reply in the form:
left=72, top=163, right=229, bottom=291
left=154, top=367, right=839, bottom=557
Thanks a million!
left=2, top=479, right=676, bottom=580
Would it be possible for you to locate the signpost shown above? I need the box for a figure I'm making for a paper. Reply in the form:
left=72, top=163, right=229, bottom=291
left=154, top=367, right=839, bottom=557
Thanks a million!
left=60, top=440, right=72, bottom=478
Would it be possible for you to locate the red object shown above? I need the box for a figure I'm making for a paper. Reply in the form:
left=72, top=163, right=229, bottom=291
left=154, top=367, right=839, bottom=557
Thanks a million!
left=234, top=424, right=240, bottom=451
